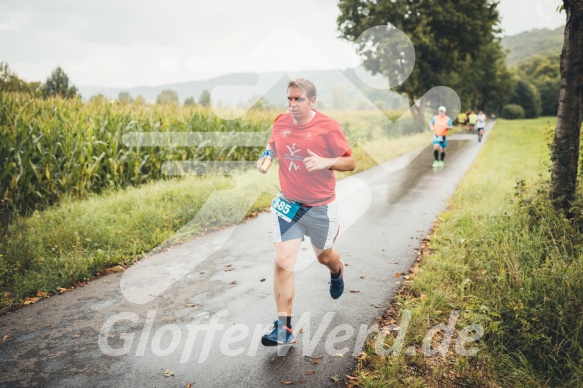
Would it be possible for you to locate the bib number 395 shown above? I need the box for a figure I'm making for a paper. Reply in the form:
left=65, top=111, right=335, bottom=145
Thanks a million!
left=271, top=194, right=300, bottom=223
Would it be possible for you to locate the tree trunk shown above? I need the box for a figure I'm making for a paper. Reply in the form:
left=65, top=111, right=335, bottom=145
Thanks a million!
left=550, top=1, right=583, bottom=214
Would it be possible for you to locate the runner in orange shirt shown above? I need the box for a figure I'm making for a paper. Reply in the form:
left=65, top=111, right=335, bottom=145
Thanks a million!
left=430, top=106, right=453, bottom=168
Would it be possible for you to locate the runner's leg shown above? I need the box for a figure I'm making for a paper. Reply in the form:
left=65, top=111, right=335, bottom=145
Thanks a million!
left=274, top=239, right=302, bottom=317
left=312, top=246, right=342, bottom=274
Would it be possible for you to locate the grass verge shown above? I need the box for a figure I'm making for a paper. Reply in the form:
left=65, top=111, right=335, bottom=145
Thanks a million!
left=0, top=130, right=428, bottom=313
left=352, top=118, right=583, bottom=387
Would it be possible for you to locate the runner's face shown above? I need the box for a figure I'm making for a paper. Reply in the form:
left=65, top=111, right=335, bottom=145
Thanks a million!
left=287, top=87, right=314, bottom=122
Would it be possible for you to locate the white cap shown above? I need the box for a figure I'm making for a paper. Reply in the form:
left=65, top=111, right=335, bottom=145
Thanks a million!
left=438, top=106, right=446, bottom=112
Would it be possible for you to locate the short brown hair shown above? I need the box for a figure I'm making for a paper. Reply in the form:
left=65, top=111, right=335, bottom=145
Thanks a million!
left=288, top=78, right=317, bottom=99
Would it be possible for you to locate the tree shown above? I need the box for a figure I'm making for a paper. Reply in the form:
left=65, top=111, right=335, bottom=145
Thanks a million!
left=337, top=0, right=502, bottom=124
left=519, top=55, right=560, bottom=116
left=184, top=96, right=196, bottom=106
left=331, top=85, right=349, bottom=109
left=117, top=91, right=133, bottom=104
left=156, top=89, right=179, bottom=105
left=509, top=79, right=541, bottom=118
left=199, top=89, right=211, bottom=107
left=88, top=93, right=108, bottom=104
left=550, top=2, right=583, bottom=213
left=0, top=62, right=41, bottom=94
left=42, top=66, right=78, bottom=98
left=134, top=95, right=146, bottom=105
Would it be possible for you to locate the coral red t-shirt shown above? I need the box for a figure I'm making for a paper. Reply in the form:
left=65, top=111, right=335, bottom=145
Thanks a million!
left=268, top=110, right=352, bottom=206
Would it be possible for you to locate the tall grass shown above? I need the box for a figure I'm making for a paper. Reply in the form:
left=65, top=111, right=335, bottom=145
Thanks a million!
left=0, top=93, right=273, bottom=218
left=355, top=118, right=583, bottom=386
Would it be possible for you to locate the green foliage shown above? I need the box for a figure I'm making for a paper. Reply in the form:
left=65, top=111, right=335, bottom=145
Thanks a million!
left=501, top=104, right=526, bottom=119
left=199, top=89, right=211, bottom=106
left=354, top=118, right=583, bottom=387
left=88, top=93, right=108, bottom=104
left=519, top=55, right=560, bottom=116
left=0, top=93, right=272, bottom=218
left=183, top=96, right=196, bottom=106
left=502, top=26, right=564, bottom=65
left=117, top=91, right=133, bottom=104
left=337, top=0, right=506, bottom=121
left=42, top=66, right=78, bottom=98
left=134, top=95, right=146, bottom=105
left=0, top=62, right=41, bottom=94
left=156, top=89, right=179, bottom=105
left=508, top=79, right=541, bottom=118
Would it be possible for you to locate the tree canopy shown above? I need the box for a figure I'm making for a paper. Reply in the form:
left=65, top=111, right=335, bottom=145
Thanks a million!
left=337, top=0, right=505, bottom=120
left=42, top=66, right=78, bottom=98
left=0, top=62, right=41, bottom=94
left=156, top=89, right=179, bottom=105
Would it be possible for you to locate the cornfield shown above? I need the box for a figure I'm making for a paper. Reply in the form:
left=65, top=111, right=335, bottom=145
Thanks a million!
left=0, top=93, right=273, bottom=218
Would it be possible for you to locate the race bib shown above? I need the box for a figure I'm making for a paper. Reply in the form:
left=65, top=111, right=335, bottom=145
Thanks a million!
left=271, top=194, right=300, bottom=223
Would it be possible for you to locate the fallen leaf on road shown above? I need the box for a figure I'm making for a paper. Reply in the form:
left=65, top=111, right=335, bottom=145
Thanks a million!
left=359, top=275, right=365, bottom=279
left=37, top=291, right=48, bottom=298
left=299, top=328, right=304, bottom=334
left=164, top=370, right=174, bottom=377
left=336, top=353, right=344, bottom=357
left=186, top=383, right=192, bottom=388
left=330, top=376, right=339, bottom=382
left=58, top=288, right=68, bottom=293
left=346, top=375, right=357, bottom=380
left=2, top=334, right=10, bottom=341
left=225, top=264, right=233, bottom=267
left=184, top=304, right=197, bottom=308
left=200, top=272, right=205, bottom=274
left=260, top=278, right=266, bottom=282
left=224, top=268, right=234, bottom=272
left=349, top=290, right=360, bottom=293
left=230, top=281, right=237, bottom=285
left=394, top=272, right=406, bottom=278
left=23, top=297, right=39, bottom=305
left=281, top=381, right=294, bottom=385
left=306, top=371, right=316, bottom=375
left=72, top=334, right=80, bottom=339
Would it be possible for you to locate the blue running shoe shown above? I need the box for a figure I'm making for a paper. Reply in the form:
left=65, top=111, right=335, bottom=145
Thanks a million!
left=261, top=320, right=296, bottom=346
left=329, top=260, right=345, bottom=299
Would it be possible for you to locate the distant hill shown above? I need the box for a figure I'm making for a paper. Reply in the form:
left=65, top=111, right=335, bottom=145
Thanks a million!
left=77, top=68, right=407, bottom=110
left=501, top=26, right=564, bottom=65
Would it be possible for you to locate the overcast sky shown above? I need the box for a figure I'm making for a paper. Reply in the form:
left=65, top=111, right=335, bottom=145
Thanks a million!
left=0, top=0, right=566, bottom=88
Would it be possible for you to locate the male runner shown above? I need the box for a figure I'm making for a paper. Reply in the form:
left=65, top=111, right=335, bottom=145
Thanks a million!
left=256, top=78, right=356, bottom=346
left=430, top=106, right=453, bottom=168
left=476, top=110, right=486, bottom=142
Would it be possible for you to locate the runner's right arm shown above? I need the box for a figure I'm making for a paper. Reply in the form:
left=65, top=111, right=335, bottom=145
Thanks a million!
left=257, top=145, right=276, bottom=174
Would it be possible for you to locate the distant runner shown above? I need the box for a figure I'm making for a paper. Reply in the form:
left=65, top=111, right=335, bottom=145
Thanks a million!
left=476, top=110, right=486, bottom=142
left=256, top=78, right=356, bottom=346
left=457, top=111, right=467, bottom=132
left=468, top=110, right=477, bottom=134
left=430, top=106, right=453, bottom=168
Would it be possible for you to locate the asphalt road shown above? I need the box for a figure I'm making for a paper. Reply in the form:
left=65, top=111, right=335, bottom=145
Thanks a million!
left=0, top=127, right=492, bottom=387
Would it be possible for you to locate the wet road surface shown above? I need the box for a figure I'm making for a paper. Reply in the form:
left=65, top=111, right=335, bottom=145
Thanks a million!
left=0, top=128, right=492, bottom=387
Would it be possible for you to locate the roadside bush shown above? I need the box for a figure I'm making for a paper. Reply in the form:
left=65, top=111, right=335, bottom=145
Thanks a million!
left=501, top=104, right=526, bottom=119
